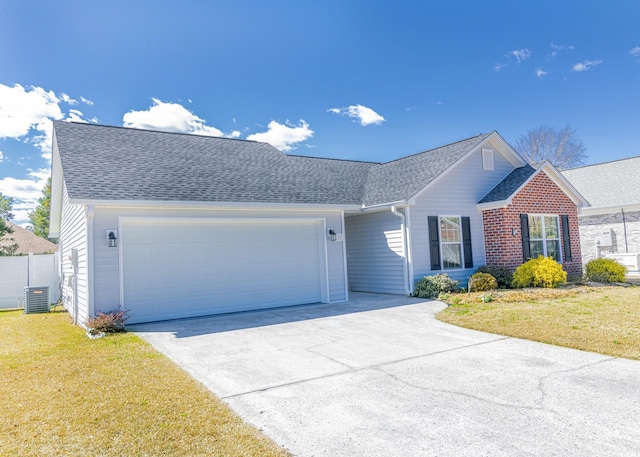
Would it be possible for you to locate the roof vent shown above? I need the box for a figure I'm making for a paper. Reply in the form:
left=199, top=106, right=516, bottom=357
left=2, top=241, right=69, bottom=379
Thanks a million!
left=24, top=286, right=50, bottom=314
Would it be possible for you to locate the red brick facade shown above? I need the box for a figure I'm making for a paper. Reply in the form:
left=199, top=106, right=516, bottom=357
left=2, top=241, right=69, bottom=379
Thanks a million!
left=482, top=171, right=582, bottom=276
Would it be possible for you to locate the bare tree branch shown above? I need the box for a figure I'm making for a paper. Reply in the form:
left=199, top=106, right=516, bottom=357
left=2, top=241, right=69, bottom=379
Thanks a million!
left=514, top=124, right=587, bottom=169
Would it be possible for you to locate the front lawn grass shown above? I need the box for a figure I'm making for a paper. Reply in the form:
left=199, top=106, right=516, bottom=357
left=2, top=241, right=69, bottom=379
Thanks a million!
left=437, top=286, right=640, bottom=360
left=0, top=309, right=289, bottom=457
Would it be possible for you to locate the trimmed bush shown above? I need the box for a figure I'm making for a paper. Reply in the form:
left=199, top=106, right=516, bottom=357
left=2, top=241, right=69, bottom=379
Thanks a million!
left=470, top=272, right=498, bottom=292
left=87, top=309, right=130, bottom=334
left=585, top=258, right=626, bottom=283
left=512, top=256, right=567, bottom=288
left=414, top=274, right=459, bottom=299
left=476, top=265, right=513, bottom=289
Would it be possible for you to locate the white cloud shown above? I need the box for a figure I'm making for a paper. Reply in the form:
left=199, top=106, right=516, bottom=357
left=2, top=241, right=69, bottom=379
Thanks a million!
left=246, top=120, right=314, bottom=151
left=229, top=130, right=241, bottom=138
left=508, top=48, right=531, bottom=63
left=535, top=67, right=549, bottom=79
left=0, top=150, right=3, bottom=162
left=630, top=47, right=640, bottom=62
left=328, top=104, right=385, bottom=126
left=123, top=98, right=224, bottom=137
left=66, top=109, right=89, bottom=123
left=549, top=43, right=575, bottom=59
left=80, top=96, right=94, bottom=105
left=550, top=43, right=574, bottom=50
left=60, top=93, right=78, bottom=105
left=572, top=59, right=603, bottom=72
left=0, top=168, right=50, bottom=225
left=493, top=62, right=508, bottom=72
left=0, top=83, right=64, bottom=159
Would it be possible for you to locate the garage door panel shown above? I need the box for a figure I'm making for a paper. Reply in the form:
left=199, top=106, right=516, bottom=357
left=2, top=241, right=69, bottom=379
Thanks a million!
left=122, top=219, right=325, bottom=324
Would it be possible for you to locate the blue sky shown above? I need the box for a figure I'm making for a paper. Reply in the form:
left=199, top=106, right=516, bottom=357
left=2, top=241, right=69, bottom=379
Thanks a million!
left=1, top=1, right=639, bottom=226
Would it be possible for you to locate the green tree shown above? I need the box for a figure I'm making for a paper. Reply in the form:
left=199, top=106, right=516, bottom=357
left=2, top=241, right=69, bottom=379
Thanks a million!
left=0, top=194, right=17, bottom=256
left=0, top=192, right=13, bottom=220
left=29, top=177, right=53, bottom=240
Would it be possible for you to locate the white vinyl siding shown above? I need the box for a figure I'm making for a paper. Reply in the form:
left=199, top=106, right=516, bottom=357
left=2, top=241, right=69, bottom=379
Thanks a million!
left=410, top=143, right=516, bottom=284
left=59, top=182, right=89, bottom=323
left=345, top=210, right=406, bottom=294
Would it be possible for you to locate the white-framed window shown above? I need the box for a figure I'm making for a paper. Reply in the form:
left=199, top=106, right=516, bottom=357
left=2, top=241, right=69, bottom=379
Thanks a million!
left=429, top=215, right=473, bottom=271
left=528, top=215, right=561, bottom=262
left=440, top=216, right=463, bottom=270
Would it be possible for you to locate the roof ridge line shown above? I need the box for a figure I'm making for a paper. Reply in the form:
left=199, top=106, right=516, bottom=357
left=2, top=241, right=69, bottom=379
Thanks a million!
left=379, top=132, right=489, bottom=165
left=287, top=154, right=379, bottom=164
left=563, top=154, right=640, bottom=171
left=54, top=120, right=262, bottom=144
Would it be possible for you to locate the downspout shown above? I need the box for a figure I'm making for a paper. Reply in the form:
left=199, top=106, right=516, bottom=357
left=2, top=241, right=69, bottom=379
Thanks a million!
left=622, top=208, right=629, bottom=253
left=86, top=205, right=95, bottom=324
left=391, top=206, right=411, bottom=296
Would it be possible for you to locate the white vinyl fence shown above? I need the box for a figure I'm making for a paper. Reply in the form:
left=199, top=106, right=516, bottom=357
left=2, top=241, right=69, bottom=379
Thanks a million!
left=0, top=253, right=59, bottom=309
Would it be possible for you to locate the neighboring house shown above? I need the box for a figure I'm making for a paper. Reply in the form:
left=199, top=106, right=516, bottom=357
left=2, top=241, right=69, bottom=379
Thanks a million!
left=0, top=222, right=58, bottom=255
left=562, top=156, right=640, bottom=271
left=50, top=121, right=587, bottom=325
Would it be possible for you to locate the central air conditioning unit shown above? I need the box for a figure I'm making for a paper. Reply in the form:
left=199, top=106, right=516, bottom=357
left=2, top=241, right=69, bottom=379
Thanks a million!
left=24, top=286, right=50, bottom=314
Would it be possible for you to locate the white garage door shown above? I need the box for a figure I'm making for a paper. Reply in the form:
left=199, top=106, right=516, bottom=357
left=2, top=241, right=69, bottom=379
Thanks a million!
left=121, top=218, right=325, bottom=324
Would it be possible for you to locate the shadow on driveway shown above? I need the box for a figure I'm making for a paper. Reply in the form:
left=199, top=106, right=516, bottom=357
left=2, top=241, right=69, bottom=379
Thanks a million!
left=129, top=292, right=436, bottom=338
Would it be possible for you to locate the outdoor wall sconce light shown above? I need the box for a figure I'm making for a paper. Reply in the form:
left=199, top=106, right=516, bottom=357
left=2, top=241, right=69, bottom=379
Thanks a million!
left=512, top=228, right=517, bottom=236
left=107, top=230, right=117, bottom=247
left=328, top=228, right=337, bottom=242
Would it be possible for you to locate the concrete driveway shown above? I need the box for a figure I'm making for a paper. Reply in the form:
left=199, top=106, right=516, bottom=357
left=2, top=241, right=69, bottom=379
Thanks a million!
left=131, top=293, right=640, bottom=457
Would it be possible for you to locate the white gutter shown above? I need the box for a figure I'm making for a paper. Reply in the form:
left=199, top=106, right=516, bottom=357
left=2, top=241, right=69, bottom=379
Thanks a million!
left=360, top=200, right=407, bottom=212
left=67, top=199, right=362, bottom=212
left=391, top=206, right=411, bottom=296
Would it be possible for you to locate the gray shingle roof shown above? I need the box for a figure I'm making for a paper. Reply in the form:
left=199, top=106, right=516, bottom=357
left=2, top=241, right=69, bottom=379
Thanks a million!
left=479, top=164, right=536, bottom=203
left=0, top=222, right=58, bottom=254
left=53, top=121, right=493, bottom=207
left=363, top=133, right=492, bottom=205
left=562, top=156, right=640, bottom=208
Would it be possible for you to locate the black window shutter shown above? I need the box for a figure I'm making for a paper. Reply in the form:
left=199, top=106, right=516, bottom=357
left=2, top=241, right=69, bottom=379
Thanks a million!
left=428, top=216, right=441, bottom=270
left=462, top=217, right=473, bottom=268
left=561, top=214, right=572, bottom=262
left=520, top=214, right=530, bottom=262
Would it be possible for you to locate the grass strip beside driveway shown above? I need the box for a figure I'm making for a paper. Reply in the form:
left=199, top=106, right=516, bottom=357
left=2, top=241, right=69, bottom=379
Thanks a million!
left=437, top=285, right=640, bottom=360
left=0, top=309, right=289, bottom=457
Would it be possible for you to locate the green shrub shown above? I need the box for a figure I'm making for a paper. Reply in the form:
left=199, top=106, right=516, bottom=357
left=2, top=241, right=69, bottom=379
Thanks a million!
left=512, top=256, right=567, bottom=288
left=469, top=272, right=498, bottom=292
left=414, top=274, right=459, bottom=299
left=87, top=309, right=130, bottom=334
left=585, top=258, right=626, bottom=283
left=479, top=293, right=494, bottom=303
left=476, top=265, right=513, bottom=289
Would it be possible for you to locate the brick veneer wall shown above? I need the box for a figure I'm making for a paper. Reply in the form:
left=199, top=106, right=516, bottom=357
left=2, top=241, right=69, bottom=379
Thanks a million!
left=482, top=171, right=583, bottom=275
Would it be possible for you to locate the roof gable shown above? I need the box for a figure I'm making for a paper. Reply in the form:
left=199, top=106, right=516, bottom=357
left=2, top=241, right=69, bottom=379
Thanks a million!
left=479, top=161, right=589, bottom=209
left=362, top=133, right=493, bottom=206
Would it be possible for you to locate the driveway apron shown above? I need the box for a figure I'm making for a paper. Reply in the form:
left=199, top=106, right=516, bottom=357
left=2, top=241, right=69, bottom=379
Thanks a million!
left=131, top=293, right=640, bottom=457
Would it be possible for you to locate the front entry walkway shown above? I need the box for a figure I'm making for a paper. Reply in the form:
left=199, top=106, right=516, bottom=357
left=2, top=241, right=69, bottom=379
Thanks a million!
left=131, top=293, right=640, bottom=457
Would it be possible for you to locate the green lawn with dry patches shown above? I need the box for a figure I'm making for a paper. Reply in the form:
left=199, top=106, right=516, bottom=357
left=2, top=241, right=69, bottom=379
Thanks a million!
left=437, top=285, right=640, bottom=360
left=0, top=309, right=289, bottom=457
